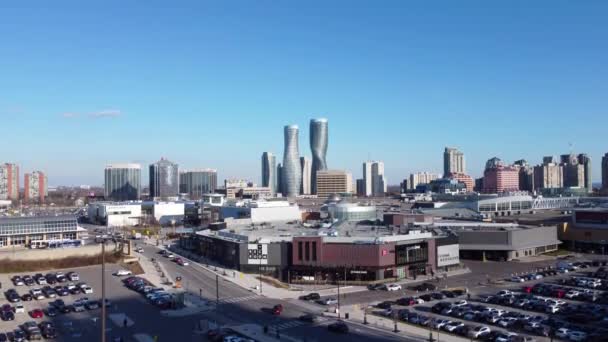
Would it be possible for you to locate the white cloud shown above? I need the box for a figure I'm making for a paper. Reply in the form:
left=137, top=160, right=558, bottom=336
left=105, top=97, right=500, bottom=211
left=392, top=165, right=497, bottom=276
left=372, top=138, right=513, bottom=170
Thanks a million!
left=61, top=112, right=79, bottom=118
left=90, top=109, right=122, bottom=118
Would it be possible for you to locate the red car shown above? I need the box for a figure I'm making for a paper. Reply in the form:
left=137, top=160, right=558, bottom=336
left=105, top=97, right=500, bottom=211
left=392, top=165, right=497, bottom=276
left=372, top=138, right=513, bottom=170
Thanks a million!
left=30, top=309, right=44, bottom=318
left=272, top=304, right=283, bottom=315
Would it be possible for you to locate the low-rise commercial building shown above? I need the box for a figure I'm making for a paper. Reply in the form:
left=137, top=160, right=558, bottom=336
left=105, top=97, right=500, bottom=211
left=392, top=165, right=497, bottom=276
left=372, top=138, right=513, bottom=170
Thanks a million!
left=87, top=202, right=143, bottom=227
left=558, top=208, right=608, bottom=253
left=220, top=200, right=301, bottom=224
left=0, top=215, right=84, bottom=248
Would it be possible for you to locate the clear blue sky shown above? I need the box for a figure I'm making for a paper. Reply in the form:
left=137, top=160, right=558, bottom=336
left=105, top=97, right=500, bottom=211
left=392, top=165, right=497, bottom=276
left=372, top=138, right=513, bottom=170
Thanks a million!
left=1, top=1, right=607, bottom=186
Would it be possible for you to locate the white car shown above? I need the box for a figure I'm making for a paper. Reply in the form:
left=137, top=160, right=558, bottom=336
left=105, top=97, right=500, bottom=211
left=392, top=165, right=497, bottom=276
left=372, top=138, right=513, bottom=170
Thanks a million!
left=565, top=290, right=580, bottom=299
left=135, top=247, right=144, bottom=253
left=468, top=326, right=491, bottom=338
left=433, top=319, right=451, bottom=329
left=114, top=269, right=132, bottom=276
left=318, top=298, right=338, bottom=305
left=82, top=286, right=94, bottom=294
left=386, top=284, right=402, bottom=291
left=15, top=304, right=25, bottom=313
left=568, top=331, right=587, bottom=342
left=73, top=302, right=85, bottom=312
left=453, top=300, right=468, bottom=306
left=68, top=273, right=80, bottom=281
left=555, top=328, right=570, bottom=339
left=30, top=288, right=45, bottom=300
left=443, top=322, right=464, bottom=332
left=510, top=276, right=524, bottom=283
left=546, top=305, right=559, bottom=314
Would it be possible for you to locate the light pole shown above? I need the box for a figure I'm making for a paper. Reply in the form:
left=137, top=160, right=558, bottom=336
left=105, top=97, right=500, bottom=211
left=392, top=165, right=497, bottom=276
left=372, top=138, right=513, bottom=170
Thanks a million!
left=336, top=271, right=341, bottom=319
left=101, top=239, right=107, bottom=342
left=259, top=256, right=263, bottom=295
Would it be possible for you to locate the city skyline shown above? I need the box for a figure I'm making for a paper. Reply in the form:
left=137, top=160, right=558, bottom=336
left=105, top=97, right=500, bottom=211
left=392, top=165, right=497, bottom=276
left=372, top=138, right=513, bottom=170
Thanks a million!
left=2, top=2, right=607, bottom=186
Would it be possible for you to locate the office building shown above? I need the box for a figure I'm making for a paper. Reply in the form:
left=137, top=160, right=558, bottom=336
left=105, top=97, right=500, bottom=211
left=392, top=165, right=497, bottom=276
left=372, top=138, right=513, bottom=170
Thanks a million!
left=603, top=153, right=608, bottom=191
left=282, top=125, right=301, bottom=197
left=0, top=163, right=19, bottom=201
left=372, top=161, right=387, bottom=196
left=482, top=158, right=519, bottom=193
left=180, top=169, right=217, bottom=199
left=261, top=152, right=277, bottom=195
left=24, top=171, right=48, bottom=203
left=276, top=163, right=283, bottom=195
left=104, top=164, right=141, bottom=201
left=300, top=157, right=312, bottom=195
left=310, top=118, right=328, bottom=195
left=362, top=162, right=373, bottom=196
left=315, top=170, right=353, bottom=198
left=443, top=147, right=465, bottom=177
left=560, top=154, right=585, bottom=188
left=409, top=172, right=441, bottom=191
left=356, top=179, right=366, bottom=196
left=149, top=158, right=179, bottom=199
left=577, top=154, right=592, bottom=192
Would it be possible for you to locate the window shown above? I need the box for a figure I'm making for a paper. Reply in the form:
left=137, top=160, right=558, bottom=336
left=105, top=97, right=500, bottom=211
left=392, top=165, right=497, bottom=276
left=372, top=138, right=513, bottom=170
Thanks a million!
left=298, top=241, right=303, bottom=261
left=305, top=241, right=310, bottom=261
left=312, top=241, right=317, bottom=261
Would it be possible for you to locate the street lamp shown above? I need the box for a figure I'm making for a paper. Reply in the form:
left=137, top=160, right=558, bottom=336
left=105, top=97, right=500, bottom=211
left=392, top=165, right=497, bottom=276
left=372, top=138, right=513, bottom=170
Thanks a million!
left=100, top=238, right=108, bottom=342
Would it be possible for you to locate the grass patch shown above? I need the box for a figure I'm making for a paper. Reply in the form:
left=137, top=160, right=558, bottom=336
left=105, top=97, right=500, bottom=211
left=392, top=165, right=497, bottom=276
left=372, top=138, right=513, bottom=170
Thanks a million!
left=120, top=261, right=145, bottom=275
left=544, top=249, right=573, bottom=257
left=0, top=252, right=122, bottom=274
left=255, top=276, right=290, bottom=289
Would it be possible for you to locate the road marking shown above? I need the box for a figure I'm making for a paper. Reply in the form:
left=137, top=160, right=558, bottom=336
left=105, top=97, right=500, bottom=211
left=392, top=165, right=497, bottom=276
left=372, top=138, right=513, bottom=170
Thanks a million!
left=268, top=317, right=329, bottom=331
left=217, top=294, right=259, bottom=305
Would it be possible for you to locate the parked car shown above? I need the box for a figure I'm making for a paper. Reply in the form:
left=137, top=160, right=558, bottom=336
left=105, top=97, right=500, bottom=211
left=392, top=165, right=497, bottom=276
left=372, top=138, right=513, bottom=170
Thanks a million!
left=30, top=309, right=44, bottom=319
left=469, top=326, right=491, bottom=338
left=67, top=272, right=79, bottom=281
left=15, top=304, right=25, bottom=314
left=298, top=314, right=320, bottom=323
left=113, top=269, right=132, bottom=276
left=12, top=276, right=24, bottom=286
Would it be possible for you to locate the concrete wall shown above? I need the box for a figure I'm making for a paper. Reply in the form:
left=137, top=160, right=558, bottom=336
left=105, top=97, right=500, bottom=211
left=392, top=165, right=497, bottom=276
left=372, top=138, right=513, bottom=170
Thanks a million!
left=0, top=244, right=102, bottom=261
left=509, top=226, right=559, bottom=249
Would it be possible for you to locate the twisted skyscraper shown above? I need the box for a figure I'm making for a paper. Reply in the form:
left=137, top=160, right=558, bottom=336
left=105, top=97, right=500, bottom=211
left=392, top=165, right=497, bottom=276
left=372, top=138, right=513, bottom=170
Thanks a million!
left=310, top=118, right=328, bottom=194
left=282, top=125, right=301, bottom=197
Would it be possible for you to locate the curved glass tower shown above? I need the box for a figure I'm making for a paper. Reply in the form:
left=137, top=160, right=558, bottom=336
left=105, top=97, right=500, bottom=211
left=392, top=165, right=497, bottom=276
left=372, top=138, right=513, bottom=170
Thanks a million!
left=310, top=118, right=328, bottom=194
left=282, top=125, right=301, bottom=197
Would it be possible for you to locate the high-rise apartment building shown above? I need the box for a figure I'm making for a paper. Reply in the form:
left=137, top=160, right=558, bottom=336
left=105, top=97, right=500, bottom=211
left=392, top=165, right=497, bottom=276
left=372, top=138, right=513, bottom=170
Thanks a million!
left=261, top=152, right=277, bottom=195
left=24, top=171, right=48, bottom=203
left=533, top=159, right=563, bottom=190
left=310, top=118, right=328, bottom=195
left=316, top=170, right=353, bottom=198
left=446, top=172, right=474, bottom=192
left=0, top=163, right=19, bottom=201
left=577, top=154, right=592, bottom=192
left=104, top=164, right=141, bottom=201
left=513, top=160, right=534, bottom=192
left=362, top=162, right=373, bottom=196
left=603, top=153, right=608, bottom=191
left=482, top=158, right=519, bottom=193
left=282, top=125, right=301, bottom=197
left=300, top=157, right=312, bottom=195
left=443, top=147, right=465, bottom=177
left=149, top=158, right=179, bottom=199
left=180, top=169, right=217, bottom=199
left=408, top=172, right=441, bottom=190
left=560, top=154, right=585, bottom=188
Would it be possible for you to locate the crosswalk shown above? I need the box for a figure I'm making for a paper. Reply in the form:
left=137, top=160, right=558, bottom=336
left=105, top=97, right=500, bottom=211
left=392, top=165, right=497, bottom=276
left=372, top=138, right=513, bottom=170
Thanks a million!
left=268, top=316, right=329, bottom=332
left=216, top=294, right=259, bottom=305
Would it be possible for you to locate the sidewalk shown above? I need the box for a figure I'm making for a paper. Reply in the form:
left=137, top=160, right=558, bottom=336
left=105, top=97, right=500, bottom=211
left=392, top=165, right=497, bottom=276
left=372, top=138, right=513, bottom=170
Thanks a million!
left=329, top=304, right=468, bottom=342
left=228, top=324, right=300, bottom=342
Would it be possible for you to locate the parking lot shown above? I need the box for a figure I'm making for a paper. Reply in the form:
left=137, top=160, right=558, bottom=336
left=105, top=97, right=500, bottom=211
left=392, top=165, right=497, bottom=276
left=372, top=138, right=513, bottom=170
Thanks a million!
left=347, top=259, right=608, bottom=342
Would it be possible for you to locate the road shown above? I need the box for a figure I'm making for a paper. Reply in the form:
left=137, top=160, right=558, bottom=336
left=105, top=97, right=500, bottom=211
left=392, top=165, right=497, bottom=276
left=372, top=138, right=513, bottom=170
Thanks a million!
left=138, top=243, right=420, bottom=341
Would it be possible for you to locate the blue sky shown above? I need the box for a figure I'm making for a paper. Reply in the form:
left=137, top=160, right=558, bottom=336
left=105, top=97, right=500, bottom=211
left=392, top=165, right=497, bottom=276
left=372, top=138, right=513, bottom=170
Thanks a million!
left=1, top=1, right=607, bottom=186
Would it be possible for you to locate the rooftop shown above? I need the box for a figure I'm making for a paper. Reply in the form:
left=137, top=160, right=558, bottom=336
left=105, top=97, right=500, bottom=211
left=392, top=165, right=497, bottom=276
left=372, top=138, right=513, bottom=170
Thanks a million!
left=0, top=215, right=78, bottom=224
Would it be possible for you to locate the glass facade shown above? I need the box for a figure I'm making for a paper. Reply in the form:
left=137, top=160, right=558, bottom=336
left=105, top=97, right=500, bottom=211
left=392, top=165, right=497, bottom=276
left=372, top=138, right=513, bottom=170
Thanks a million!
left=261, top=152, right=276, bottom=195
left=149, top=158, right=179, bottom=199
left=310, top=118, right=328, bottom=195
left=104, top=164, right=141, bottom=201
left=282, top=125, right=301, bottom=197
left=0, top=216, right=79, bottom=247
left=180, top=170, right=217, bottom=199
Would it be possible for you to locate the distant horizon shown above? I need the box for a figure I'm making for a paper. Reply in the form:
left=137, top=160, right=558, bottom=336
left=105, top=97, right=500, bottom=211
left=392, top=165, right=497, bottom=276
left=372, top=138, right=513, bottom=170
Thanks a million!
left=2, top=2, right=607, bottom=186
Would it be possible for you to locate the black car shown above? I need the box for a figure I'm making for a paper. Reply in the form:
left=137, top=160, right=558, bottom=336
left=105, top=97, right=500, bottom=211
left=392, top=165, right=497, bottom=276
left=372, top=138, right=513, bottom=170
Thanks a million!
left=45, top=274, right=57, bottom=285
left=55, top=286, right=69, bottom=296
left=21, top=293, right=33, bottom=301
left=299, top=314, right=319, bottom=323
left=60, top=305, right=73, bottom=314
left=13, top=330, right=26, bottom=342
left=45, top=307, right=58, bottom=317
left=22, top=276, right=35, bottom=286
left=41, top=328, right=57, bottom=339
left=5, top=290, right=20, bottom=303
left=0, top=332, right=6, bottom=342
left=431, top=292, right=446, bottom=300
left=0, top=310, right=14, bottom=321
left=377, top=301, right=394, bottom=309
left=328, top=321, right=349, bottom=334
left=441, top=290, right=455, bottom=298
left=419, top=294, right=433, bottom=302
left=411, top=282, right=437, bottom=292
left=299, top=293, right=321, bottom=301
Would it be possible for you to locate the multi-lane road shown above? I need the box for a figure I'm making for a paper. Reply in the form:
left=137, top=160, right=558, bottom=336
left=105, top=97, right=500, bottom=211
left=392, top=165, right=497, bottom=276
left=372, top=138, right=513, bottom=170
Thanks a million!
left=137, top=243, right=417, bottom=341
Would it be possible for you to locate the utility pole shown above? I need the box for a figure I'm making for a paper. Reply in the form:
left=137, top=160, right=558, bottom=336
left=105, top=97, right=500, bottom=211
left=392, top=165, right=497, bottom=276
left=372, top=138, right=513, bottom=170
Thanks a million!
left=216, top=274, right=219, bottom=310
left=336, top=271, right=341, bottom=319
left=259, top=256, right=263, bottom=295
left=101, top=240, right=106, bottom=342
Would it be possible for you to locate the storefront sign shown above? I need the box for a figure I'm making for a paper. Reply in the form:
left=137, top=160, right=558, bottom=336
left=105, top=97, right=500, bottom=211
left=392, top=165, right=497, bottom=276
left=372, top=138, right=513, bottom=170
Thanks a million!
left=437, top=244, right=460, bottom=267
left=350, top=270, right=367, bottom=274
left=247, top=243, right=268, bottom=265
